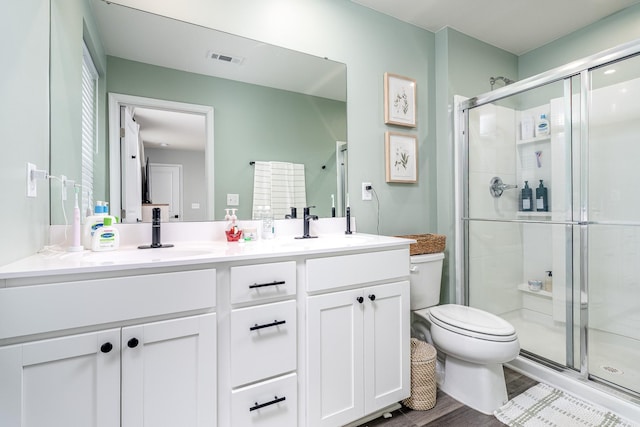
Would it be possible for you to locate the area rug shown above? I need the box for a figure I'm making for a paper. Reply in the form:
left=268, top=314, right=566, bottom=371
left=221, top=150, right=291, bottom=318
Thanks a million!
left=494, top=383, right=636, bottom=427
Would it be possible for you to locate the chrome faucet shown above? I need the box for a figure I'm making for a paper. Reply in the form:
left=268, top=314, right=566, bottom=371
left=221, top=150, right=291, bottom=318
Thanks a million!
left=297, top=206, right=318, bottom=239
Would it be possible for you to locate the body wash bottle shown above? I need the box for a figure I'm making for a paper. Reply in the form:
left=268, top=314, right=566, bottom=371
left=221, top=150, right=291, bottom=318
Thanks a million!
left=536, top=113, right=550, bottom=137
left=536, top=180, right=549, bottom=212
left=521, top=181, right=533, bottom=212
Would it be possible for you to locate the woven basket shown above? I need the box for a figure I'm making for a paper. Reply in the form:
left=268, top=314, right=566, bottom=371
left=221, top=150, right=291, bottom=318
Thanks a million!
left=402, top=338, right=437, bottom=411
left=396, top=234, right=446, bottom=256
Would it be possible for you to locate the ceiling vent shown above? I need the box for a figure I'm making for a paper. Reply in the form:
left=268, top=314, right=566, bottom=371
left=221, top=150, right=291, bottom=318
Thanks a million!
left=206, top=50, right=244, bottom=65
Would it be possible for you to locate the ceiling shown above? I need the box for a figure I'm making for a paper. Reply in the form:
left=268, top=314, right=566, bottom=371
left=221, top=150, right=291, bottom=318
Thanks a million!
left=351, top=0, right=640, bottom=55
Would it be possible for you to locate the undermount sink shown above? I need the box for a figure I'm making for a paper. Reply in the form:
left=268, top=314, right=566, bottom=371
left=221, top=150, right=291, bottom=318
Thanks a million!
left=276, top=234, right=375, bottom=249
left=62, top=246, right=214, bottom=264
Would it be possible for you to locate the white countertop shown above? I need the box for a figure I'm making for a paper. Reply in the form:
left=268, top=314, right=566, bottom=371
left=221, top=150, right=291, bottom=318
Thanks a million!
left=0, top=231, right=412, bottom=280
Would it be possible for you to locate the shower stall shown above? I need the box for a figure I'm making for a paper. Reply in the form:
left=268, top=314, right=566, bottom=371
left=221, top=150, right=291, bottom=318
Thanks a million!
left=457, top=39, right=640, bottom=414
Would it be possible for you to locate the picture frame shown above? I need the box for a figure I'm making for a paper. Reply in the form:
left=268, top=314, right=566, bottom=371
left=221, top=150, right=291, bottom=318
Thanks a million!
left=384, top=72, right=416, bottom=127
left=385, top=132, right=417, bottom=183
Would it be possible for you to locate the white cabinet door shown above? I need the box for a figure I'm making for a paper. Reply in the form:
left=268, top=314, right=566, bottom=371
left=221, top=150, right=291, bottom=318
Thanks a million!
left=363, top=281, right=410, bottom=413
left=0, top=329, right=120, bottom=427
left=307, top=281, right=410, bottom=427
left=307, top=288, right=364, bottom=427
left=121, top=313, right=217, bottom=427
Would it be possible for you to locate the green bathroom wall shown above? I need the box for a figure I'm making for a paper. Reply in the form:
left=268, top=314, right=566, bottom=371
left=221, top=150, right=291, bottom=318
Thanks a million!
left=109, top=0, right=437, bottom=237
left=106, top=56, right=347, bottom=220
left=519, top=3, right=640, bottom=78
left=0, top=0, right=50, bottom=265
left=435, top=27, right=519, bottom=304
left=49, top=0, right=107, bottom=224
left=3, top=0, right=640, bottom=277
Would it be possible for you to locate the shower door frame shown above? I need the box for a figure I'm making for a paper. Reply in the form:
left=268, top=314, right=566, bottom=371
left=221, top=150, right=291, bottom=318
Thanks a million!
left=456, top=38, right=640, bottom=396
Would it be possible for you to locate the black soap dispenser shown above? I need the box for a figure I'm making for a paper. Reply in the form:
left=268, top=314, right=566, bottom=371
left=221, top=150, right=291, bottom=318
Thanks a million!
left=521, top=181, right=533, bottom=212
left=536, top=180, right=549, bottom=212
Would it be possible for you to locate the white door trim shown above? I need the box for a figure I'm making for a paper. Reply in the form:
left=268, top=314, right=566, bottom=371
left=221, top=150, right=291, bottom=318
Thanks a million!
left=108, top=93, right=214, bottom=221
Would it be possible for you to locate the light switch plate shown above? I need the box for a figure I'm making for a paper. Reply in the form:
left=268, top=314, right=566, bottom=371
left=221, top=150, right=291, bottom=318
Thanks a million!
left=227, top=193, right=239, bottom=206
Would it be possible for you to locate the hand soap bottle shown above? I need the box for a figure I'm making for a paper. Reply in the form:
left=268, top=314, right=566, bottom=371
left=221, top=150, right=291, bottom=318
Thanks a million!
left=521, top=181, right=533, bottom=212
left=536, top=180, right=549, bottom=212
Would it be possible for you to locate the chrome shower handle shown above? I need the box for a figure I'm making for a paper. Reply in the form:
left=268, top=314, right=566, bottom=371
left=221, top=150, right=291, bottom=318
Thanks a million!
left=489, top=176, right=518, bottom=198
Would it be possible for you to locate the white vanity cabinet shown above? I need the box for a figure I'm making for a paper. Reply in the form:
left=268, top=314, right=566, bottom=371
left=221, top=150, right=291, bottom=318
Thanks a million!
left=121, top=313, right=217, bottom=427
left=0, top=328, right=121, bottom=426
left=305, top=249, right=410, bottom=427
left=0, top=268, right=217, bottom=427
left=227, top=261, right=298, bottom=426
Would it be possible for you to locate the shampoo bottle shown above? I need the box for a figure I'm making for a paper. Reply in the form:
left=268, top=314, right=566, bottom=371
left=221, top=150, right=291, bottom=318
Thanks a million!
left=536, top=180, right=549, bottom=212
left=521, top=181, right=533, bottom=212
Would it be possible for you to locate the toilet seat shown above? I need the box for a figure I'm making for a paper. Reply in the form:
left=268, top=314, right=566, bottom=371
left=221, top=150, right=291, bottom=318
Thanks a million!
left=428, top=304, right=516, bottom=342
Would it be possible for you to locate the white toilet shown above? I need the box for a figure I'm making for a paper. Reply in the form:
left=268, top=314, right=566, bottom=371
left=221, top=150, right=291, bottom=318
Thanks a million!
left=409, top=253, right=520, bottom=415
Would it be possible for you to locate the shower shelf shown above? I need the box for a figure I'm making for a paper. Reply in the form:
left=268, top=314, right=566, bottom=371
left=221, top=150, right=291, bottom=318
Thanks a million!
left=517, top=136, right=550, bottom=146
left=516, top=211, right=551, bottom=218
left=517, top=283, right=551, bottom=298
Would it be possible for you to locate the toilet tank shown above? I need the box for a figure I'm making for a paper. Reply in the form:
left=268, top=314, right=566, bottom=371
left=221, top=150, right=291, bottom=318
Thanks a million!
left=409, top=252, right=445, bottom=310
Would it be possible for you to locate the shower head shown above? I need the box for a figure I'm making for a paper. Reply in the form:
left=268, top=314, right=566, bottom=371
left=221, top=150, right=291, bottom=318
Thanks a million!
left=489, top=76, right=515, bottom=90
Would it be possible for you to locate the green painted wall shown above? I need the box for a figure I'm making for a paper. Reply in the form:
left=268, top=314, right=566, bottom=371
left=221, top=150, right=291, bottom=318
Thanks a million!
left=111, top=0, right=437, bottom=237
left=107, top=56, right=347, bottom=220
left=0, top=0, right=50, bottom=265
left=435, top=27, right=518, bottom=303
left=519, top=3, right=640, bottom=78
left=50, top=0, right=107, bottom=224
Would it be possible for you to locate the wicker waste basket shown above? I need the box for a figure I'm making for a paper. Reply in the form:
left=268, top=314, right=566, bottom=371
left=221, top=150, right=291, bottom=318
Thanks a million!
left=402, top=338, right=437, bottom=411
left=396, top=234, right=446, bottom=256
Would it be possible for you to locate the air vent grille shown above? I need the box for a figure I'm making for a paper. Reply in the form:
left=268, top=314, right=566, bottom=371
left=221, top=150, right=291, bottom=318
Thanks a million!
left=206, top=50, right=244, bottom=65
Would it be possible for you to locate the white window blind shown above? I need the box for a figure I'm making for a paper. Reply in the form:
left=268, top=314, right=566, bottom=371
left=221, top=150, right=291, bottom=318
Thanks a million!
left=81, top=42, right=98, bottom=216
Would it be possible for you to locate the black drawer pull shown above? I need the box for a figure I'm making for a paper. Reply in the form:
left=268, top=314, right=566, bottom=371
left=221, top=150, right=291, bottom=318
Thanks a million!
left=249, top=280, right=286, bottom=289
left=250, top=320, right=286, bottom=331
left=249, top=395, right=286, bottom=412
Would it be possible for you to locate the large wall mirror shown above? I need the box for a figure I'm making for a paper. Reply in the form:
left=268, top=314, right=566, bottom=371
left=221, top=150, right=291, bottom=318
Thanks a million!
left=50, top=0, right=347, bottom=224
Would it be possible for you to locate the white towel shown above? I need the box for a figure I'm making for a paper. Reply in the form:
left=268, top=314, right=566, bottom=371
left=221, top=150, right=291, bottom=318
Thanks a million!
left=252, top=161, right=307, bottom=219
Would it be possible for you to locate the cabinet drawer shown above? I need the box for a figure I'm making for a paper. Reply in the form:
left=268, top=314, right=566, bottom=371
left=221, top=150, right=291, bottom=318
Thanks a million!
left=306, top=249, right=409, bottom=293
left=0, top=269, right=216, bottom=340
left=230, top=300, right=296, bottom=387
left=231, top=373, right=297, bottom=427
left=230, top=261, right=296, bottom=305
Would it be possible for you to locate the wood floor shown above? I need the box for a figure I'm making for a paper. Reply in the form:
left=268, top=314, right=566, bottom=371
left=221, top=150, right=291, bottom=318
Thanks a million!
left=359, top=368, right=537, bottom=427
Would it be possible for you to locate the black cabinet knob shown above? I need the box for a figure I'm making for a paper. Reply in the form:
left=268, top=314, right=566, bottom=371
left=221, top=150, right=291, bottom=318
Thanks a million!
left=100, top=342, right=113, bottom=353
left=356, top=296, right=364, bottom=304
left=368, top=294, right=376, bottom=301
left=127, top=337, right=139, bottom=348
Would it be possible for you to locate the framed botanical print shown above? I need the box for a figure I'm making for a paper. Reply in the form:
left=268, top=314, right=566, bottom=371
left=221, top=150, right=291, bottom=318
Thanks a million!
left=385, top=132, right=417, bottom=183
left=384, top=72, right=416, bottom=127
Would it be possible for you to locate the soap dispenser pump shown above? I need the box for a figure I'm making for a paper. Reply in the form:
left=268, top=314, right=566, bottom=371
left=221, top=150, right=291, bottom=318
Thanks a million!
left=521, top=181, right=533, bottom=212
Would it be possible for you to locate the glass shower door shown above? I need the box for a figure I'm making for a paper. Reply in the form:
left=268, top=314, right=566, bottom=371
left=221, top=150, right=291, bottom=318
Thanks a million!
left=587, top=54, right=640, bottom=394
left=464, top=79, right=579, bottom=369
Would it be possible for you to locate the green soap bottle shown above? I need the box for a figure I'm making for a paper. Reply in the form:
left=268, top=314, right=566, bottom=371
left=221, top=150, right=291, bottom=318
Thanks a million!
left=536, top=180, right=548, bottom=212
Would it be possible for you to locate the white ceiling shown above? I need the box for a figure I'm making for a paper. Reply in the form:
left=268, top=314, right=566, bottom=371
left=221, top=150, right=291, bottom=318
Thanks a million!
left=351, top=0, right=640, bottom=55
left=133, top=108, right=206, bottom=152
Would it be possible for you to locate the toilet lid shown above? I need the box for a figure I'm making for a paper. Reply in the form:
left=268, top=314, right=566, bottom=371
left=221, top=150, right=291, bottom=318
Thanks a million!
left=428, top=304, right=516, bottom=341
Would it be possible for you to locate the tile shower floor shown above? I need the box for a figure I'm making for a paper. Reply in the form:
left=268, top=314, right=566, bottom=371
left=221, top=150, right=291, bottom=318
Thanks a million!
left=504, top=309, right=640, bottom=394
